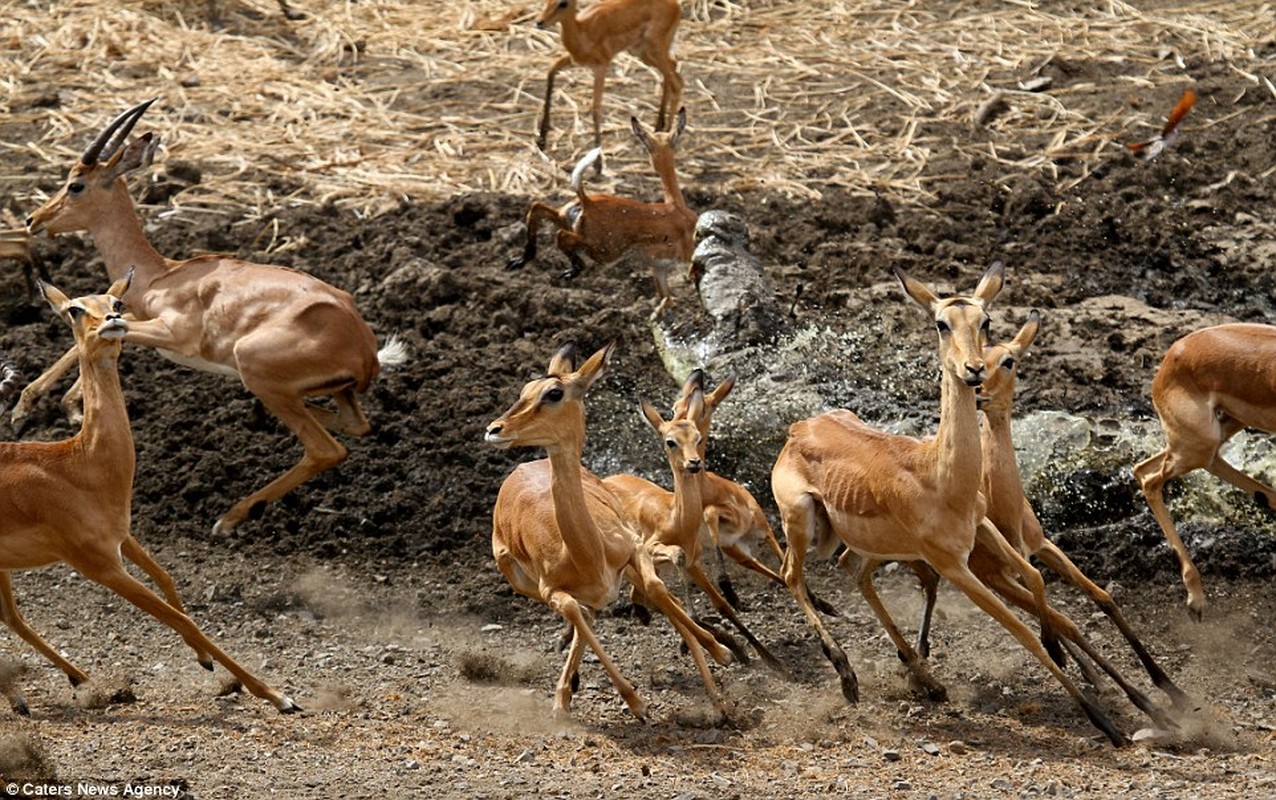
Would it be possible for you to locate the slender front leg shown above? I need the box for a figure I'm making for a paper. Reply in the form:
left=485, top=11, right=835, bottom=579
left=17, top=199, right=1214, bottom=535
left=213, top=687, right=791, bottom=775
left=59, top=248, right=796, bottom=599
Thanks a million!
left=121, top=535, right=213, bottom=670
left=0, top=572, right=89, bottom=688
left=537, top=56, right=573, bottom=152
left=11, top=344, right=78, bottom=430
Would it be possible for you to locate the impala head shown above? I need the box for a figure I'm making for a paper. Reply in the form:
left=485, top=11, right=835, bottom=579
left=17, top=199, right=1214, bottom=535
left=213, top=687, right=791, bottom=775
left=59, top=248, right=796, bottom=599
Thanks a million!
left=537, top=0, right=575, bottom=28
left=38, top=271, right=133, bottom=356
left=485, top=342, right=614, bottom=451
left=977, top=310, right=1041, bottom=414
left=26, top=99, right=160, bottom=236
left=895, top=261, right=1005, bottom=387
left=641, top=394, right=704, bottom=476
left=631, top=107, right=687, bottom=156
left=672, top=368, right=735, bottom=457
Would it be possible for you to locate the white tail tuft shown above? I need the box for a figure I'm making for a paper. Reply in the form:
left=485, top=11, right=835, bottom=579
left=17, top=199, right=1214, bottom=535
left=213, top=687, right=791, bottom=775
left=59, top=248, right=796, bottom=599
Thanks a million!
left=571, top=148, right=603, bottom=195
left=377, top=335, right=410, bottom=369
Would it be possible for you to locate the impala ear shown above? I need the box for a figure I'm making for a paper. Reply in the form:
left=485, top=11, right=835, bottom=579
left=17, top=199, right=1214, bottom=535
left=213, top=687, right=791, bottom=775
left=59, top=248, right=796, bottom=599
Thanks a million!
left=105, top=132, right=159, bottom=182
left=706, top=376, right=734, bottom=409
left=37, top=279, right=70, bottom=313
left=973, top=261, right=1006, bottom=305
left=684, top=389, right=705, bottom=424
left=570, top=342, right=614, bottom=394
left=547, top=342, right=578, bottom=376
left=893, top=265, right=939, bottom=312
left=640, top=399, right=665, bottom=433
left=1010, top=310, right=1041, bottom=354
left=108, top=269, right=134, bottom=300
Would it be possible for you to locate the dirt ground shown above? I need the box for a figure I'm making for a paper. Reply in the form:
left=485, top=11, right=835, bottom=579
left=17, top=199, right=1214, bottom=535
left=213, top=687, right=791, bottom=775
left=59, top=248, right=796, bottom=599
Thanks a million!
left=2, top=1, right=1276, bottom=798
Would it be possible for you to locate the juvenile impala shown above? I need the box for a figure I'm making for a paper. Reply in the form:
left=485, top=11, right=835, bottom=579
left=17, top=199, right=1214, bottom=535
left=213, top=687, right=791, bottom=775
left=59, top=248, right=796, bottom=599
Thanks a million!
left=0, top=276, right=297, bottom=714
left=19, top=99, right=406, bottom=536
left=670, top=370, right=839, bottom=618
left=533, top=0, right=683, bottom=154
left=1134, top=323, right=1276, bottom=620
left=486, top=343, right=733, bottom=722
left=603, top=393, right=782, bottom=668
left=509, top=110, right=696, bottom=317
left=771, top=263, right=1127, bottom=746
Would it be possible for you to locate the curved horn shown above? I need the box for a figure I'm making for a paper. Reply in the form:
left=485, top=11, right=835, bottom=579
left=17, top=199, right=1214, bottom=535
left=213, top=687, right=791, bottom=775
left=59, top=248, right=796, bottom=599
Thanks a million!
left=81, top=98, right=157, bottom=166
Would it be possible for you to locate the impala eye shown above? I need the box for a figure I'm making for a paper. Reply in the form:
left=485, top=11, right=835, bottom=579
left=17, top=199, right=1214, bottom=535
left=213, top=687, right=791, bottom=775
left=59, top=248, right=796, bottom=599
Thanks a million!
left=68, top=181, right=86, bottom=195
left=935, top=320, right=950, bottom=334
left=66, top=306, right=85, bottom=320
left=1003, top=356, right=1016, bottom=370
left=666, top=439, right=676, bottom=449
left=980, top=317, right=991, bottom=334
left=543, top=386, right=564, bottom=403
left=112, top=299, right=126, bottom=313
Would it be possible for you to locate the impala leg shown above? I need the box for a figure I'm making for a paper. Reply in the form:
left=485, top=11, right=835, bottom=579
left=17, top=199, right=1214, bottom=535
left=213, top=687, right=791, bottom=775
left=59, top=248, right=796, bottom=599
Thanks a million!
left=537, top=56, right=573, bottom=152
left=213, top=389, right=348, bottom=536
left=905, top=561, right=940, bottom=659
left=11, top=345, right=78, bottom=431
left=120, top=535, right=213, bottom=671
left=937, top=560, right=1127, bottom=746
left=977, top=562, right=1176, bottom=730
left=1034, top=541, right=1189, bottom=707
left=686, top=560, right=784, bottom=672
left=776, top=493, right=859, bottom=702
left=1205, top=455, right=1276, bottom=513
left=1134, top=449, right=1207, bottom=620
left=547, top=590, right=646, bottom=721
left=0, top=572, right=89, bottom=688
left=75, top=557, right=298, bottom=713
left=553, top=624, right=588, bottom=718
left=589, top=68, right=606, bottom=168
left=974, top=519, right=1064, bottom=667
left=626, top=555, right=733, bottom=724
left=305, top=388, right=372, bottom=437
left=841, top=552, right=946, bottom=701
left=508, top=201, right=567, bottom=271
left=656, top=61, right=683, bottom=132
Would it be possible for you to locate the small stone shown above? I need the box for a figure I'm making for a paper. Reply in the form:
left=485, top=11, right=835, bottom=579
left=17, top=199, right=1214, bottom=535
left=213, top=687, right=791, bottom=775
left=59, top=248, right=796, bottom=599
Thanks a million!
left=947, top=740, right=971, bottom=755
left=882, top=749, right=901, bottom=762
left=919, top=741, right=941, bottom=756
left=481, top=623, right=503, bottom=633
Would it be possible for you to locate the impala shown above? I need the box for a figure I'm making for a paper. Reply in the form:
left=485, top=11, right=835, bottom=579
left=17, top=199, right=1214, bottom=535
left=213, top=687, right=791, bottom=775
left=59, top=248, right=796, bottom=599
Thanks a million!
left=533, top=0, right=683, bottom=154
left=509, top=110, right=697, bottom=318
left=486, top=342, right=732, bottom=722
left=18, top=99, right=406, bottom=536
left=0, top=276, right=298, bottom=714
left=907, top=312, right=1185, bottom=729
left=1134, top=323, right=1276, bottom=620
left=603, top=392, right=782, bottom=668
left=670, top=370, right=839, bottom=618
left=771, top=263, right=1126, bottom=746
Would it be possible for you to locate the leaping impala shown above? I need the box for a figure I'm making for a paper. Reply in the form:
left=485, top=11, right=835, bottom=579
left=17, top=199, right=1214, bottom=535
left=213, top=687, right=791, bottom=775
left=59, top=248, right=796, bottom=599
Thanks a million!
left=0, top=276, right=298, bottom=714
left=18, top=99, right=406, bottom=536
left=509, top=109, right=697, bottom=318
left=770, top=263, right=1127, bottom=746
left=486, top=343, right=733, bottom=722
left=533, top=0, right=683, bottom=156
left=1134, top=323, right=1276, bottom=620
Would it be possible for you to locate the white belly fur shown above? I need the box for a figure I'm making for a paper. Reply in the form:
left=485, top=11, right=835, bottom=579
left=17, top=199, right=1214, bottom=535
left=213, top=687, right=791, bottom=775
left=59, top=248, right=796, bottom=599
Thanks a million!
left=157, top=348, right=239, bottom=377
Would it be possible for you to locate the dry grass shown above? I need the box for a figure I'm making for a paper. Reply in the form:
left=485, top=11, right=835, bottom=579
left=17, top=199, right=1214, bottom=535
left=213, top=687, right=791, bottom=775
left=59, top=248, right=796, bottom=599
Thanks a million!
left=0, top=0, right=1271, bottom=218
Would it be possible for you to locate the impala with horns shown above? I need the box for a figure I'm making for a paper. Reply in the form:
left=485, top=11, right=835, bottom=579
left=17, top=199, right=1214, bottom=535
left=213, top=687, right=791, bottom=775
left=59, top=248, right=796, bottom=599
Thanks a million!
left=19, top=99, right=407, bottom=536
left=486, top=342, right=733, bottom=722
left=1134, top=323, right=1276, bottom=620
left=509, top=110, right=697, bottom=318
left=770, top=262, right=1127, bottom=746
left=0, top=276, right=297, bottom=714
left=533, top=0, right=683, bottom=155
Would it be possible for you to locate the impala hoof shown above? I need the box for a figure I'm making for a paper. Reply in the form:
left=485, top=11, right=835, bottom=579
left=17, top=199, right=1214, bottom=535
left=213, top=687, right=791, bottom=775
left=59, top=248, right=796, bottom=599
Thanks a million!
left=199, top=659, right=214, bottom=672
left=277, top=696, right=303, bottom=714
